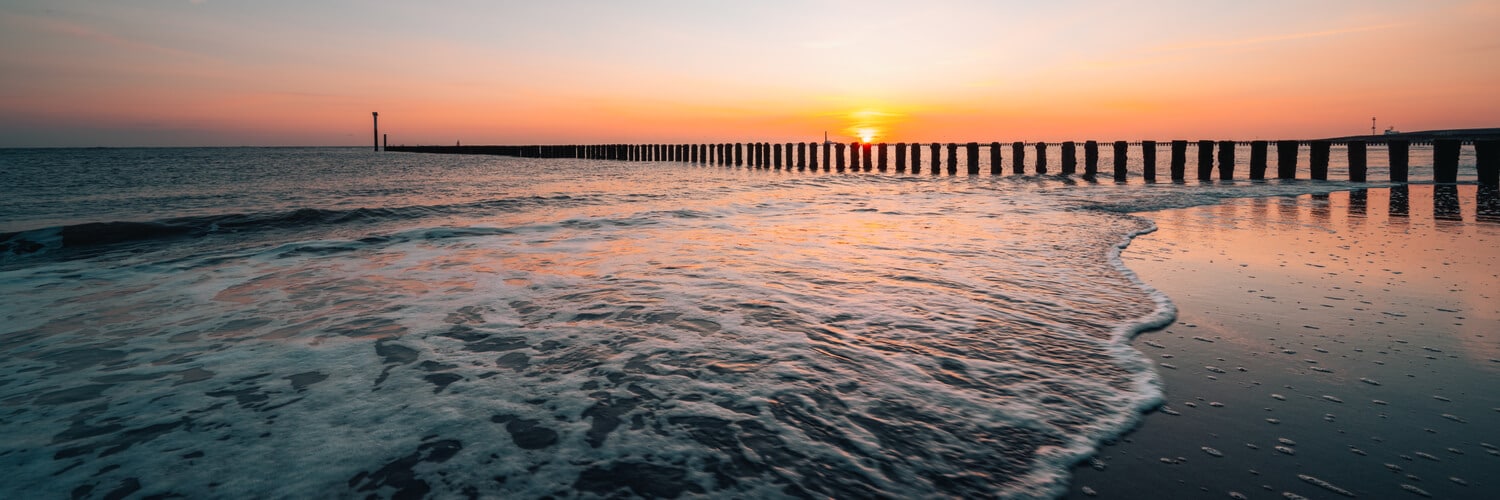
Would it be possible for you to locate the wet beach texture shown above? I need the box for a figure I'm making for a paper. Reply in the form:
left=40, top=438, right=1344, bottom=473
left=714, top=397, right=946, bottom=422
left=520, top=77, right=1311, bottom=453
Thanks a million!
left=1068, top=186, right=1500, bottom=499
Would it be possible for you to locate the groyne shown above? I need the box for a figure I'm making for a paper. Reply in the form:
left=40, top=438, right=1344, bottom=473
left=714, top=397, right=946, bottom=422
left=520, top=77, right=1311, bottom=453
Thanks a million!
left=386, top=140, right=1499, bottom=186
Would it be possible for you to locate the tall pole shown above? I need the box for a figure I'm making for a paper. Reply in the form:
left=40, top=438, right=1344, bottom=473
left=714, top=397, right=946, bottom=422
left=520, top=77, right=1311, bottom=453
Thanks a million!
left=372, top=112, right=379, bottom=152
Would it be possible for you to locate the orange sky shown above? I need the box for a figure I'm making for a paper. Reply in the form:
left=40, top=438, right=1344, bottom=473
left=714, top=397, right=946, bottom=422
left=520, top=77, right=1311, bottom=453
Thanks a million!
left=1, top=1, right=1497, bottom=147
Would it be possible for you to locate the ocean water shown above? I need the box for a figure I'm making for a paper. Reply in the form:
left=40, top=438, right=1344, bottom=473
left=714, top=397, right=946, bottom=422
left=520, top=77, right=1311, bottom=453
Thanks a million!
left=0, top=146, right=1481, bottom=498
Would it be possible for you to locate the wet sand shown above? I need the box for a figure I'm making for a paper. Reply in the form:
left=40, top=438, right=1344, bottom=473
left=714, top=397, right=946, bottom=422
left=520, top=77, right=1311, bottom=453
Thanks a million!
left=1066, top=185, right=1500, bottom=499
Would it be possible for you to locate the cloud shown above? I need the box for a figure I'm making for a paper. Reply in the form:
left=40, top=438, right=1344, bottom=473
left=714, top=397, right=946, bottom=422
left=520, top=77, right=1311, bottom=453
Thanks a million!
left=3, top=12, right=213, bottom=62
left=1150, top=23, right=1400, bottom=53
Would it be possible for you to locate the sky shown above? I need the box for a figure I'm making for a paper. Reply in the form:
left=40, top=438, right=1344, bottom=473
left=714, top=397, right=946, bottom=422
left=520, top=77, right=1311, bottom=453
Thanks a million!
left=1, top=0, right=1497, bottom=147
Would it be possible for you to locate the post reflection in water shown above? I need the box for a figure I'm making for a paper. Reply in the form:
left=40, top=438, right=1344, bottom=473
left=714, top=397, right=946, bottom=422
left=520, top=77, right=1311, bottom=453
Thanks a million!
left=1389, top=185, right=1410, bottom=218
left=1310, top=193, right=1331, bottom=225
left=1435, top=185, right=1462, bottom=223
left=1348, top=189, right=1367, bottom=217
left=1479, top=185, right=1500, bottom=224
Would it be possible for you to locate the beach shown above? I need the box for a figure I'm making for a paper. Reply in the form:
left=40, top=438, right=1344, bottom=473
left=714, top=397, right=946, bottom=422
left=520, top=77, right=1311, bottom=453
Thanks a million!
left=1066, top=185, right=1500, bottom=499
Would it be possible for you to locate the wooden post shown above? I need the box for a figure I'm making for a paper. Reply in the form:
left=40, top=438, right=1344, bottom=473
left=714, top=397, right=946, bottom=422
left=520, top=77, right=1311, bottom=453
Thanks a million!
left=1084, top=141, right=1098, bottom=177
left=836, top=142, right=847, bottom=171
left=1388, top=140, right=1408, bottom=182
left=787, top=143, right=795, bottom=169
left=810, top=143, right=820, bottom=170
left=1170, top=140, right=1187, bottom=181
left=1012, top=142, right=1025, bottom=174
left=1277, top=141, right=1299, bottom=179
left=1114, top=141, right=1129, bottom=182
left=1347, top=141, right=1367, bottom=182
left=930, top=143, right=941, bottom=174
left=1142, top=141, right=1157, bottom=182
left=1249, top=141, right=1268, bottom=180
left=821, top=142, right=830, bottom=171
left=863, top=143, right=873, bottom=171
left=989, top=142, right=1002, bottom=175
left=1035, top=142, right=1048, bottom=175
left=911, top=142, right=922, bottom=174
left=896, top=143, right=907, bottom=172
left=1196, top=140, right=1214, bottom=181
left=1062, top=141, right=1077, bottom=175
left=964, top=142, right=978, bottom=174
left=735, top=143, right=743, bottom=166
left=1217, top=140, right=1235, bottom=180
left=798, top=142, right=807, bottom=169
left=774, top=143, right=783, bottom=169
left=1310, top=140, right=1331, bottom=180
left=372, top=111, right=379, bottom=151
left=1434, top=139, right=1460, bottom=184
left=946, top=143, right=957, bottom=174
left=878, top=143, right=888, bottom=172
left=1476, top=140, right=1498, bottom=186
left=849, top=142, right=860, bottom=171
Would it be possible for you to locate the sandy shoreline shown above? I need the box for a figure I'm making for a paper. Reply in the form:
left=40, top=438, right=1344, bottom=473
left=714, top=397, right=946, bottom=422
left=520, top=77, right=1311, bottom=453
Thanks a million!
left=1065, top=185, right=1500, bottom=499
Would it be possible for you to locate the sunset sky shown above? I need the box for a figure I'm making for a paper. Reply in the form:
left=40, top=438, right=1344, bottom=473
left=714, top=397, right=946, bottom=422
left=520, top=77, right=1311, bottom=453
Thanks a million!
left=2, top=0, right=1497, bottom=147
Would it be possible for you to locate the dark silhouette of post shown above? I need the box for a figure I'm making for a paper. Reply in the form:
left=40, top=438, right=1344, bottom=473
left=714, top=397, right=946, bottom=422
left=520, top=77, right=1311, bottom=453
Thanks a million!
left=924, top=141, right=936, bottom=173
left=820, top=142, right=830, bottom=171
left=989, top=142, right=1002, bottom=175
left=735, top=143, right=743, bottom=166
left=1114, top=141, right=1129, bottom=182
left=798, top=142, right=807, bottom=170
left=1196, top=140, right=1214, bottom=181
left=896, top=143, right=907, bottom=172
left=1084, top=141, right=1098, bottom=177
left=1434, top=139, right=1460, bottom=184
left=787, top=143, right=795, bottom=169
left=1277, top=141, right=1299, bottom=179
left=849, top=142, right=860, bottom=171
left=965, top=143, right=979, bottom=174
left=911, top=142, right=922, bottom=174
left=1249, top=141, right=1268, bottom=180
left=1062, top=141, right=1077, bottom=175
left=947, top=143, right=958, bottom=174
left=1034, top=142, right=1048, bottom=175
left=774, top=143, right=783, bottom=169
left=1012, top=142, right=1025, bottom=174
left=372, top=112, right=379, bottom=151
left=863, top=143, right=873, bottom=171
left=836, top=143, right=847, bottom=171
left=810, top=143, right=821, bottom=170
left=1388, top=140, right=1408, bottom=182
left=1477, top=140, right=1498, bottom=186
left=1142, top=141, right=1157, bottom=182
left=1347, top=141, right=1367, bottom=182
left=383, top=134, right=387, bottom=151
left=878, top=143, right=888, bottom=172
left=1310, top=141, right=1331, bottom=180
left=1217, top=141, right=1235, bottom=180
left=1170, top=140, right=1187, bottom=181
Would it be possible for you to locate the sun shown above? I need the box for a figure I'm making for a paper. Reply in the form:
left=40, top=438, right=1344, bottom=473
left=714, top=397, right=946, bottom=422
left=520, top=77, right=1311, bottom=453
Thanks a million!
left=857, top=128, right=876, bottom=143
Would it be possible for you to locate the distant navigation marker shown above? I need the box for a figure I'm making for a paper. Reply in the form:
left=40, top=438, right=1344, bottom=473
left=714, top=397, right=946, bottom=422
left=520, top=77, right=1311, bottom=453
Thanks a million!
left=372, top=112, right=379, bottom=152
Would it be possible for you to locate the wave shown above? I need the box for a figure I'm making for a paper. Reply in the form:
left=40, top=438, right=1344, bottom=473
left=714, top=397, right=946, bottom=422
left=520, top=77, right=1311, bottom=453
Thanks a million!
left=0, top=195, right=589, bottom=260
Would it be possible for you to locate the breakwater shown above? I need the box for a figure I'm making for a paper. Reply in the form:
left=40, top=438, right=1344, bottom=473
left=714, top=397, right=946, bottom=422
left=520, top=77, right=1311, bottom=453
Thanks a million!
left=386, top=140, right=1498, bottom=186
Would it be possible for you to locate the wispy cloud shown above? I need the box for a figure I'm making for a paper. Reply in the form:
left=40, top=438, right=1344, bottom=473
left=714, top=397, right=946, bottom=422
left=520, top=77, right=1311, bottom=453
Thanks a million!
left=2, top=12, right=214, bottom=62
left=1151, top=23, right=1401, bottom=53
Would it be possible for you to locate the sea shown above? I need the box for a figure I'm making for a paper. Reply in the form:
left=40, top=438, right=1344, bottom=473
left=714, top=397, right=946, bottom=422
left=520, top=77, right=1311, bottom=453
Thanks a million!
left=0, top=145, right=1480, bottom=498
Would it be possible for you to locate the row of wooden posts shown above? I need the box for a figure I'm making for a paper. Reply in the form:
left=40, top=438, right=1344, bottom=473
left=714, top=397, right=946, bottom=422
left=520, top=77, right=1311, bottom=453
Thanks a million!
left=387, top=139, right=1499, bottom=185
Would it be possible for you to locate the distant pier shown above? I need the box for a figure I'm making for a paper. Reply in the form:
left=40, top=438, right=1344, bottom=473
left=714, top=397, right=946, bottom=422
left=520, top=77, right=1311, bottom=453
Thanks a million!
left=384, top=138, right=1499, bottom=186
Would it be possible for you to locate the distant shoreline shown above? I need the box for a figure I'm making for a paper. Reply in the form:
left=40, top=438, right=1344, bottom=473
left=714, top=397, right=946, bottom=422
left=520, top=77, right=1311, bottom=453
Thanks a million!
left=1318, top=127, right=1500, bottom=143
